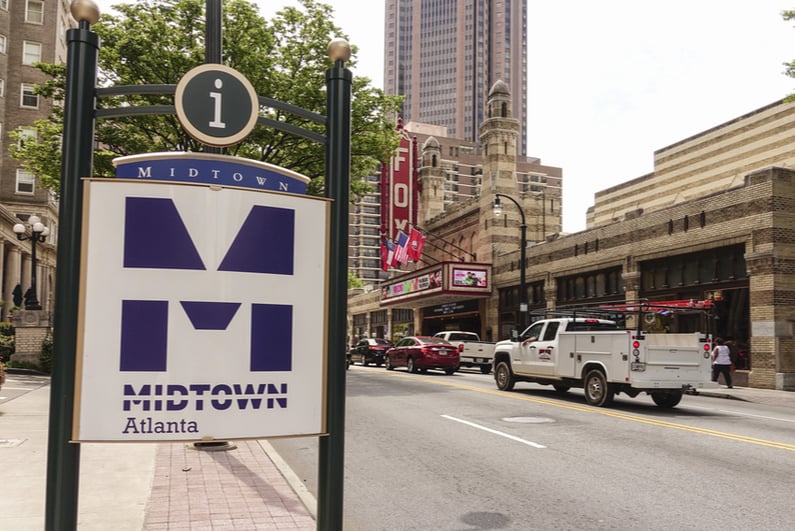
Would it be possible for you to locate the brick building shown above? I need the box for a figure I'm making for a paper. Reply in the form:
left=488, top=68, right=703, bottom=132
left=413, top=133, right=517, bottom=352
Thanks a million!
left=0, top=0, right=73, bottom=319
left=348, top=83, right=795, bottom=391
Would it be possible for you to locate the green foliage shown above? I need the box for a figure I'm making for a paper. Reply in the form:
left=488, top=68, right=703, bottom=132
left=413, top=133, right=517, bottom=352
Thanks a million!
left=11, top=0, right=401, bottom=199
left=39, top=333, right=53, bottom=374
left=348, top=270, right=365, bottom=289
left=5, top=360, right=44, bottom=372
left=783, top=10, right=795, bottom=101
left=0, top=322, right=13, bottom=363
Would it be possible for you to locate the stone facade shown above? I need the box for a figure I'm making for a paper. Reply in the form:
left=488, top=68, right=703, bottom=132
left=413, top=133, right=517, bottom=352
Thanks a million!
left=11, top=308, right=49, bottom=364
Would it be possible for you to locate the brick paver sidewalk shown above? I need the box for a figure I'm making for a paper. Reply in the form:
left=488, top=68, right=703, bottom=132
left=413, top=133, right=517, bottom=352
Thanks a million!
left=144, top=440, right=315, bottom=530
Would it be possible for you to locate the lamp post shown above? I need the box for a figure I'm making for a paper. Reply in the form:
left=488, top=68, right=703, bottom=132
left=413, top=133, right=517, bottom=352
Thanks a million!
left=13, top=215, right=49, bottom=310
left=494, top=193, right=527, bottom=332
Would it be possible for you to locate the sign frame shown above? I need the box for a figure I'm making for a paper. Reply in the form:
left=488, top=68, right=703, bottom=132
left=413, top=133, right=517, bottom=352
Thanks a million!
left=73, top=178, right=330, bottom=442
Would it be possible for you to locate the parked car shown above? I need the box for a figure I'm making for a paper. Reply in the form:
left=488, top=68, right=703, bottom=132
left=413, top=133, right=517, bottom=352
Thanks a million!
left=350, top=338, right=393, bottom=366
left=385, top=336, right=460, bottom=375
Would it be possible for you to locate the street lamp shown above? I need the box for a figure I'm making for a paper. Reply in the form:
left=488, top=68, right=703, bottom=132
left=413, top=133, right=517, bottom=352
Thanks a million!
left=493, top=193, right=527, bottom=332
left=13, top=215, right=49, bottom=310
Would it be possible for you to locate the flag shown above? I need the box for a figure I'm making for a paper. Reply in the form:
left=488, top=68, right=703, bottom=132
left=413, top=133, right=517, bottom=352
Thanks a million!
left=381, top=239, right=395, bottom=271
left=393, top=231, right=409, bottom=266
left=407, top=227, right=426, bottom=262
left=381, top=242, right=395, bottom=271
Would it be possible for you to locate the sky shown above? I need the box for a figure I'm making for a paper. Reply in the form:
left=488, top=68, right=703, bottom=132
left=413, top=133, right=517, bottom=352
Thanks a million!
left=93, top=0, right=795, bottom=233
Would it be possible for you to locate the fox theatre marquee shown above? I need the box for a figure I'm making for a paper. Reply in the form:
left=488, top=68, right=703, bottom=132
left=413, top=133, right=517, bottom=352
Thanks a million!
left=380, top=262, right=492, bottom=335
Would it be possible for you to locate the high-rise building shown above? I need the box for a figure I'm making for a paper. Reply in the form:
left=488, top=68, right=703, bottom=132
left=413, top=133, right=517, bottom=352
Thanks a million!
left=383, top=0, right=527, bottom=155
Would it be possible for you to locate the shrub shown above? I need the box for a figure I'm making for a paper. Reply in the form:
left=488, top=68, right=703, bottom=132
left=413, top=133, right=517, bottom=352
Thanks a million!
left=39, top=333, right=53, bottom=374
left=0, top=322, right=14, bottom=363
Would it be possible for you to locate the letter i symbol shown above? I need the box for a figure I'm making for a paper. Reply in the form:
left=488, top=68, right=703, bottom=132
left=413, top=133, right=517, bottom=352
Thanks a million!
left=209, top=79, right=226, bottom=129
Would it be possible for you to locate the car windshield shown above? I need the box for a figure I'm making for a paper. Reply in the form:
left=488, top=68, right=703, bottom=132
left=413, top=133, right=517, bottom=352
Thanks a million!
left=565, top=320, right=620, bottom=332
left=446, top=333, right=477, bottom=341
left=420, top=337, right=451, bottom=345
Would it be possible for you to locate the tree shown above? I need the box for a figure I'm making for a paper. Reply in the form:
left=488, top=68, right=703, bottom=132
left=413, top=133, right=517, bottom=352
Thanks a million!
left=11, top=0, right=401, bottom=197
left=347, top=271, right=365, bottom=289
left=784, top=10, right=795, bottom=101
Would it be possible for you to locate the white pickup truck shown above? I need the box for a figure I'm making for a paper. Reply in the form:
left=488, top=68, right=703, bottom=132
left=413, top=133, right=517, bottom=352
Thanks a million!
left=492, top=317, right=714, bottom=408
left=433, top=331, right=496, bottom=374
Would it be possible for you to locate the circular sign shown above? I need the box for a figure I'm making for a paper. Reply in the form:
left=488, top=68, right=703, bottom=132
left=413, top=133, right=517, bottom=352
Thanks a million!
left=175, top=64, right=259, bottom=147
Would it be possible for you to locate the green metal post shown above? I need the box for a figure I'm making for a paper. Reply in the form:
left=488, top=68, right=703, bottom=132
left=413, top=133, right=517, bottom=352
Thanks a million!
left=44, top=20, right=98, bottom=531
left=318, top=41, right=352, bottom=531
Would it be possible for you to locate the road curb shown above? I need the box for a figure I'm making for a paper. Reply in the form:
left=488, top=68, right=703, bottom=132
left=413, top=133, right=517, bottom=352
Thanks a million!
left=685, top=389, right=749, bottom=401
left=4, top=367, right=49, bottom=376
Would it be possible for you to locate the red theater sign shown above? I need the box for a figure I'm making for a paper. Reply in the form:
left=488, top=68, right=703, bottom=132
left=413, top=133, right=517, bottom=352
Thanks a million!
left=381, top=122, right=419, bottom=240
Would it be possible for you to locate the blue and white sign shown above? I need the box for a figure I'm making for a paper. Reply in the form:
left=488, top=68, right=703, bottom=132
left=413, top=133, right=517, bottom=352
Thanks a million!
left=113, top=152, right=310, bottom=194
left=74, top=179, right=329, bottom=442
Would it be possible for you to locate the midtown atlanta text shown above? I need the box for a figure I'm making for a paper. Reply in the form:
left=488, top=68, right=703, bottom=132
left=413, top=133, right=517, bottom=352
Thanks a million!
left=123, top=383, right=288, bottom=411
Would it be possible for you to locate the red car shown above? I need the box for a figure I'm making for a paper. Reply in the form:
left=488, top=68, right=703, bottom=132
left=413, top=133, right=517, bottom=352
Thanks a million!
left=385, top=336, right=460, bottom=375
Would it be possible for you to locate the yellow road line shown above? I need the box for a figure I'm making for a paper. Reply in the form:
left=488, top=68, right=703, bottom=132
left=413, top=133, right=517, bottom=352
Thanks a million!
left=377, top=370, right=795, bottom=452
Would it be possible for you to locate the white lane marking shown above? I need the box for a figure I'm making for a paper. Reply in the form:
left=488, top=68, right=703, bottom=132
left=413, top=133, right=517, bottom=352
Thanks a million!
left=441, top=414, right=546, bottom=449
left=687, top=405, right=795, bottom=424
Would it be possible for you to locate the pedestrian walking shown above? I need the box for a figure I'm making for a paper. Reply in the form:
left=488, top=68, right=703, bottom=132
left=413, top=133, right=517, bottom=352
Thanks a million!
left=711, top=337, right=733, bottom=388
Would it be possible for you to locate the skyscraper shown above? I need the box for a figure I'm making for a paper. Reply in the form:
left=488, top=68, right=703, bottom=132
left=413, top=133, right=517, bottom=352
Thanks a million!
left=383, top=0, right=527, bottom=154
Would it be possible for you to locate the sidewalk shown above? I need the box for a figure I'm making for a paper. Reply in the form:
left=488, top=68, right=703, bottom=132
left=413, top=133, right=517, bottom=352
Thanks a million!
left=1, top=377, right=793, bottom=531
left=0, top=378, right=315, bottom=530
left=688, top=382, right=795, bottom=408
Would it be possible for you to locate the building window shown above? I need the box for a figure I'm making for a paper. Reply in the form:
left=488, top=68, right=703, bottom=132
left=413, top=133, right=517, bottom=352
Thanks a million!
left=22, top=41, right=42, bottom=65
left=0, top=34, right=7, bottom=54
left=26, top=0, right=44, bottom=24
left=16, top=169, right=35, bottom=194
left=0, top=79, right=4, bottom=98
left=21, top=84, right=38, bottom=108
left=0, top=0, right=8, bottom=11
left=18, top=127, right=37, bottom=148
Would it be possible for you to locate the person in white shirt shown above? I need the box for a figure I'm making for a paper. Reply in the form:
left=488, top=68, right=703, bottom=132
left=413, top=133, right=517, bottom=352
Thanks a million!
left=711, top=337, right=733, bottom=388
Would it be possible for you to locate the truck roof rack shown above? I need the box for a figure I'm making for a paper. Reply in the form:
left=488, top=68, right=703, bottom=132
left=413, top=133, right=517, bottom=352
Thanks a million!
left=529, top=299, right=715, bottom=334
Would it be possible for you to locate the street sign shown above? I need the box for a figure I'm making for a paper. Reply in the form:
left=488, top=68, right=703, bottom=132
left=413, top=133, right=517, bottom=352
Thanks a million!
left=112, top=151, right=311, bottom=194
left=175, top=63, right=259, bottom=147
left=74, top=179, right=330, bottom=442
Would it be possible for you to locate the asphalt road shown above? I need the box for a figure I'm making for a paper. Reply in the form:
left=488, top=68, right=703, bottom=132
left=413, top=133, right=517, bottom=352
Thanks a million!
left=271, top=365, right=795, bottom=530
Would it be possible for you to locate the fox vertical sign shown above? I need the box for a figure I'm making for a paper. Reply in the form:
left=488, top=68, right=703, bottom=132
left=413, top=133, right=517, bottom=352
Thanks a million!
left=74, top=179, right=329, bottom=441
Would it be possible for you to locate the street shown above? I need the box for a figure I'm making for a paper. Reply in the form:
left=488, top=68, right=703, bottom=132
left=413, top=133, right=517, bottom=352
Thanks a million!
left=272, top=366, right=795, bottom=530
left=0, top=372, right=50, bottom=404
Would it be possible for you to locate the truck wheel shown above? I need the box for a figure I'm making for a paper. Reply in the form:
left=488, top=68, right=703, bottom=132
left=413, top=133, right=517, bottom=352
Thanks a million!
left=584, top=369, right=614, bottom=407
left=479, top=365, right=491, bottom=375
left=651, top=390, right=683, bottom=408
left=494, top=361, right=516, bottom=391
left=553, top=385, right=570, bottom=394
left=407, top=357, right=418, bottom=373
left=385, top=356, right=394, bottom=370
